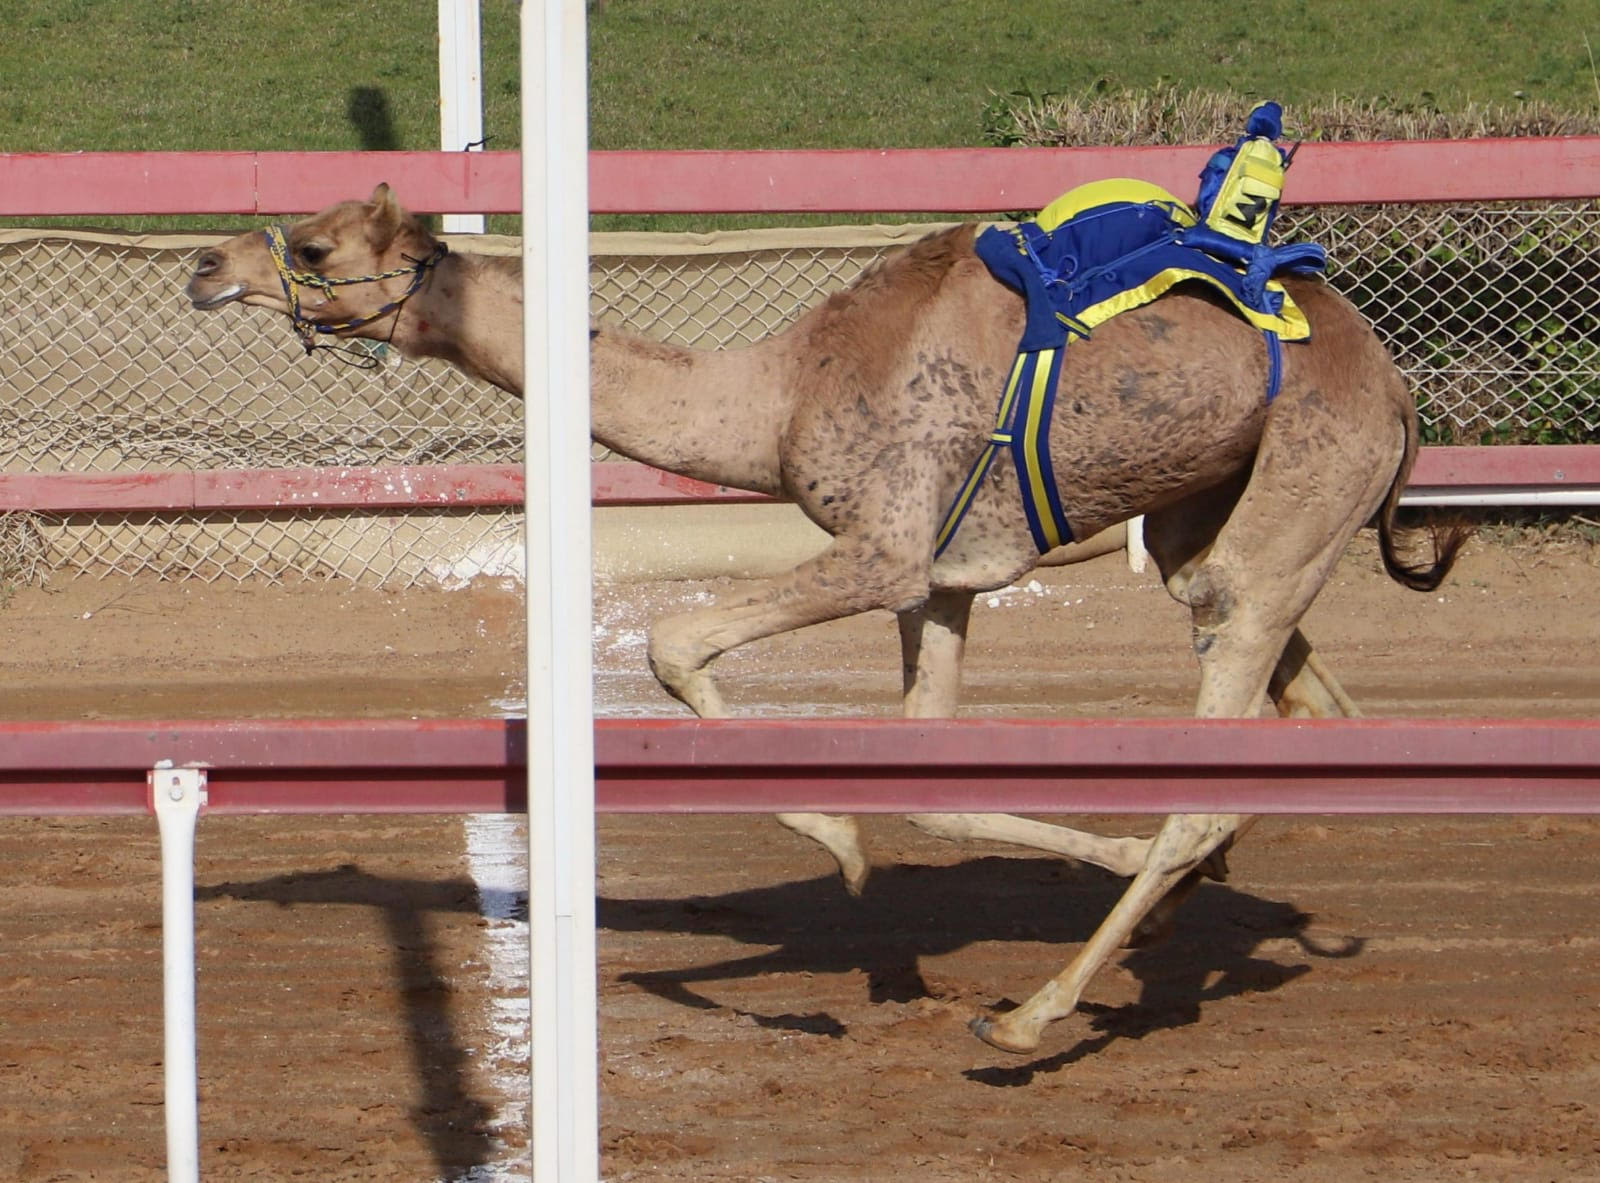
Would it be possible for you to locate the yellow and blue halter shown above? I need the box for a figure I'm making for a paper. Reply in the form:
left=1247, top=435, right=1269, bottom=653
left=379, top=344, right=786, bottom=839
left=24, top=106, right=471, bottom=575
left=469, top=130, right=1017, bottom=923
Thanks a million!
left=263, top=224, right=448, bottom=355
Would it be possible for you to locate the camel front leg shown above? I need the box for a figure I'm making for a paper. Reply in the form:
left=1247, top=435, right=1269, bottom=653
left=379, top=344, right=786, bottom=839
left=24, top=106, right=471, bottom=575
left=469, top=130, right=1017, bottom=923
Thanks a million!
left=647, top=536, right=922, bottom=715
left=905, top=813, right=1153, bottom=877
left=972, top=812, right=1245, bottom=1054
left=646, top=539, right=928, bottom=895
left=896, top=589, right=1158, bottom=879
left=896, top=589, right=973, bottom=717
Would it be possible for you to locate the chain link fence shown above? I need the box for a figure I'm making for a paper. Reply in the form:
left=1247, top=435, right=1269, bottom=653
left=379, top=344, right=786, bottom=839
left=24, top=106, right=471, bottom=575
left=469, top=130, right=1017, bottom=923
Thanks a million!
left=1282, top=203, right=1600, bottom=445
left=2, top=204, right=1597, bottom=585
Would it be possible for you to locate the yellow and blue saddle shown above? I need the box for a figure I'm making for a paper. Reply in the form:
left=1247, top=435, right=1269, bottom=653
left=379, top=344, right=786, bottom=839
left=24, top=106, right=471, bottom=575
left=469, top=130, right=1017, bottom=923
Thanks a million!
left=935, top=102, right=1328, bottom=556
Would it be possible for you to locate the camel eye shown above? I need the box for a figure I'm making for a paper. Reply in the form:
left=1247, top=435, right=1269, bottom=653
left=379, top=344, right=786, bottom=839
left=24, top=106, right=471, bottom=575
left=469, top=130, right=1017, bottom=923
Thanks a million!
left=297, top=242, right=331, bottom=268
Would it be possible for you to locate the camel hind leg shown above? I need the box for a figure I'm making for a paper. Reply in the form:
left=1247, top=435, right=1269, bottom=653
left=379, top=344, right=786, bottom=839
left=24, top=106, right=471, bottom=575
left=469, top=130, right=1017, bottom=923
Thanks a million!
left=1118, top=482, right=1364, bottom=943
left=971, top=811, right=1246, bottom=1053
left=906, top=507, right=1361, bottom=894
left=1123, top=626, right=1354, bottom=945
left=1270, top=628, right=1360, bottom=718
left=973, top=407, right=1404, bottom=1054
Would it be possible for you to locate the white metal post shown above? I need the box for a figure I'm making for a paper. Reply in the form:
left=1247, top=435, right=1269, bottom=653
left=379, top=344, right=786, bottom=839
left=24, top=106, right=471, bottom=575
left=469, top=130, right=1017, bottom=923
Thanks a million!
left=439, top=0, right=486, bottom=233
left=1126, top=514, right=1148, bottom=573
left=150, top=766, right=208, bottom=1183
left=522, top=2, right=598, bottom=1181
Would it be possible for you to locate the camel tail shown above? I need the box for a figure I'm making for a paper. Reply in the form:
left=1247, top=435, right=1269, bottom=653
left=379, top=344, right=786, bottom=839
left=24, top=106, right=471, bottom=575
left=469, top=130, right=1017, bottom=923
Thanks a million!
left=1375, top=410, right=1472, bottom=593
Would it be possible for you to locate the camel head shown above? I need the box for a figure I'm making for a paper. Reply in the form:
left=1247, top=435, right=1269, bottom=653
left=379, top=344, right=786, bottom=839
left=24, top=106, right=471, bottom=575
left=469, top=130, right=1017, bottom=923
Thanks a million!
left=186, top=183, right=447, bottom=351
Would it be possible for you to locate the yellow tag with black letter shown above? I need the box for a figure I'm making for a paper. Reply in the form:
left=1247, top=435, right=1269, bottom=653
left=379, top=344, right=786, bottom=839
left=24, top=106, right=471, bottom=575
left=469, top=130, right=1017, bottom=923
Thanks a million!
left=1203, top=137, right=1286, bottom=246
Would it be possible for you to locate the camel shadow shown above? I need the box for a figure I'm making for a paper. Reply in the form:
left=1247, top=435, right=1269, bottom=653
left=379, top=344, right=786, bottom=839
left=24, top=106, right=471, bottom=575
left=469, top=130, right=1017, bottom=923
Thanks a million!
left=195, top=863, right=500, bottom=1179
left=600, top=854, right=1361, bottom=1077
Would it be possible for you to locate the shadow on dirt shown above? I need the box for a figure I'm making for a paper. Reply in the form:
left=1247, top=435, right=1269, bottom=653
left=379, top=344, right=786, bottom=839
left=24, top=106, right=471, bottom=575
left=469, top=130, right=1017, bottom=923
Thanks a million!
left=600, top=854, right=1362, bottom=1076
left=196, top=864, right=498, bottom=1180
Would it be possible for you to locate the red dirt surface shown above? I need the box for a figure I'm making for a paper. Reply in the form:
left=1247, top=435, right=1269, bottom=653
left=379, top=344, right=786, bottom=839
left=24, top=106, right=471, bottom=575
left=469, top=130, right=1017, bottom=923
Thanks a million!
left=2, top=531, right=1599, bottom=1181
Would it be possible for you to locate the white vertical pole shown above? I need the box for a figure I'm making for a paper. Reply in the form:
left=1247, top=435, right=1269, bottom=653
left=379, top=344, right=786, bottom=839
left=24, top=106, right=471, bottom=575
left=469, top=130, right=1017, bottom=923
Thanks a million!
left=151, top=767, right=207, bottom=1183
left=522, top=1, right=597, bottom=1181
left=439, top=0, right=486, bottom=233
left=1126, top=514, right=1149, bottom=573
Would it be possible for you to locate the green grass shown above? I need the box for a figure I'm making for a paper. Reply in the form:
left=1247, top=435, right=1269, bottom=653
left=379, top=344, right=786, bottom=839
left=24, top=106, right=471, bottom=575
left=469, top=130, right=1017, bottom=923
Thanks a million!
left=3, top=1, right=521, bottom=153
left=2, top=0, right=1596, bottom=231
left=589, top=0, right=1600, bottom=150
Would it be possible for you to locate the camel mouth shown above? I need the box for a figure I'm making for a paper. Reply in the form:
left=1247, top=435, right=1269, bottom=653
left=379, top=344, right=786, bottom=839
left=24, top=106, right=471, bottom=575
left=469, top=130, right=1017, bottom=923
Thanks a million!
left=186, top=281, right=246, bottom=310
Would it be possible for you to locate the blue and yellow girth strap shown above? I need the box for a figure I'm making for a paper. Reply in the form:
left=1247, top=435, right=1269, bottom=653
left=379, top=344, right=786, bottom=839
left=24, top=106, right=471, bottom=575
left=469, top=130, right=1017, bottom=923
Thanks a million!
left=933, top=324, right=1083, bottom=558
left=934, top=123, right=1328, bottom=557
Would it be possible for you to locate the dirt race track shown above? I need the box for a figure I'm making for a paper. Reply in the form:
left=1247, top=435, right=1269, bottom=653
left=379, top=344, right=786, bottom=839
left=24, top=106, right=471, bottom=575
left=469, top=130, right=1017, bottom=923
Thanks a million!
left=2, top=531, right=1599, bottom=1182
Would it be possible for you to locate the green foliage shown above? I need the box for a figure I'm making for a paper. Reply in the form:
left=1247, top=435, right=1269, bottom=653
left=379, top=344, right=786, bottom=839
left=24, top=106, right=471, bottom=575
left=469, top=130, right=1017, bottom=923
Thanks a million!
left=1481, top=326, right=1600, bottom=445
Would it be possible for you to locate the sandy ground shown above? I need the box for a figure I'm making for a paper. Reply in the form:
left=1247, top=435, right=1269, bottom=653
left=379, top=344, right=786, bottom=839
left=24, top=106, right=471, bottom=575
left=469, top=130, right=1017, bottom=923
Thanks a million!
left=2, top=529, right=1600, bottom=1181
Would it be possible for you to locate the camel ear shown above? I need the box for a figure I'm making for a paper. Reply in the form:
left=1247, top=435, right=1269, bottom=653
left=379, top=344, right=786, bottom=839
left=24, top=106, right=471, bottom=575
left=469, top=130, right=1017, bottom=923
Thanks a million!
left=367, top=182, right=405, bottom=251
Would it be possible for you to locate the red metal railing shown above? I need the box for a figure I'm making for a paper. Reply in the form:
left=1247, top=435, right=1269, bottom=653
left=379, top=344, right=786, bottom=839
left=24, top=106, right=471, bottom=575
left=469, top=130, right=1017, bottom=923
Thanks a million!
left=5, top=446, right=1600, bottom=514
left=3, top=717, right=1599, bottom=816
left=4, top=138, right=1599, bottom=215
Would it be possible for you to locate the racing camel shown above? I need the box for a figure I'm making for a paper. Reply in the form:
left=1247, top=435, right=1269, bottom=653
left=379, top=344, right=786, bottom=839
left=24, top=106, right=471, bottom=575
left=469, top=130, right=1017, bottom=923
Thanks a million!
left=186, top=183, right=1462, bottom=1053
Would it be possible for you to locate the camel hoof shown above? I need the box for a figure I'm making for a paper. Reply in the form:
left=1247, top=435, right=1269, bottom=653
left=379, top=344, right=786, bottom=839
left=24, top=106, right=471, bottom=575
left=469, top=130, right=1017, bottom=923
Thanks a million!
left=969, top=1014, right=1038, bottom=1055
left=838, top=857, right=872, bottom=898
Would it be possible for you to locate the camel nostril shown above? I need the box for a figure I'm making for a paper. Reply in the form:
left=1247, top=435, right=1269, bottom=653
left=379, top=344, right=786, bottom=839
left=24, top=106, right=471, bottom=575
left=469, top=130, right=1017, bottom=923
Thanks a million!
left=193, top=251, right=221, bottom=277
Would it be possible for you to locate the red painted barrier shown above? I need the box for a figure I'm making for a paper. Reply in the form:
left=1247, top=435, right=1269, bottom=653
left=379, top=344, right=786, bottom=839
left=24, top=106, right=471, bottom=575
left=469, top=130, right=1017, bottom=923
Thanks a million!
left=3, top=717, right=1600, bottom=817
left=4, top=138, right=1599, bottom=216
left=3, top=448, right=1595, bottom=515
left=0, top=462, right=757, bottom=513
left=0, top=464, right=526, bottom=513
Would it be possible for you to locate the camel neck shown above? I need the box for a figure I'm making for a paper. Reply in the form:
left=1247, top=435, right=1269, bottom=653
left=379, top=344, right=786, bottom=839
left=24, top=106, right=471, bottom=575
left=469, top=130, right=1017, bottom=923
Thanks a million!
left=391, top=249, right=793, bottom=495
left=589, top=326, right=791, bottom=496
left=392, top=250, right=526, bottom=396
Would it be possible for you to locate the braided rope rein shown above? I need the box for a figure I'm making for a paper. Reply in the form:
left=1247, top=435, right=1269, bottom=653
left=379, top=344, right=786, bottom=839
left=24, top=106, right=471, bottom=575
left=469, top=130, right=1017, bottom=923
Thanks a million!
left=263, top=225, right=448, bottom=357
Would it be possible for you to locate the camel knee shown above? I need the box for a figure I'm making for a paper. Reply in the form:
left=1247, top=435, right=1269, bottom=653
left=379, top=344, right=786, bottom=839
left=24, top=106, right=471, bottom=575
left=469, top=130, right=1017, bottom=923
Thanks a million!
left=1186, top=564, right=1295, bottom=717
left=646, top=614, right=709, bottom=687
left=1144, top=813, right=1241, bottom=879
left=645, top=614, right=731, bottom=717
left=1185, top=564, right=1237, bottom=646
left=1185, top=565, right=1239, bottom=679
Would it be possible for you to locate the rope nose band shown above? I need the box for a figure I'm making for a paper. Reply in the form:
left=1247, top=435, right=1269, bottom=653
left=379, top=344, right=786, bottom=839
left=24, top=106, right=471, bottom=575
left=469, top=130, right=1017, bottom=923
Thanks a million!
left=263, top=225, right=448, bottom=355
